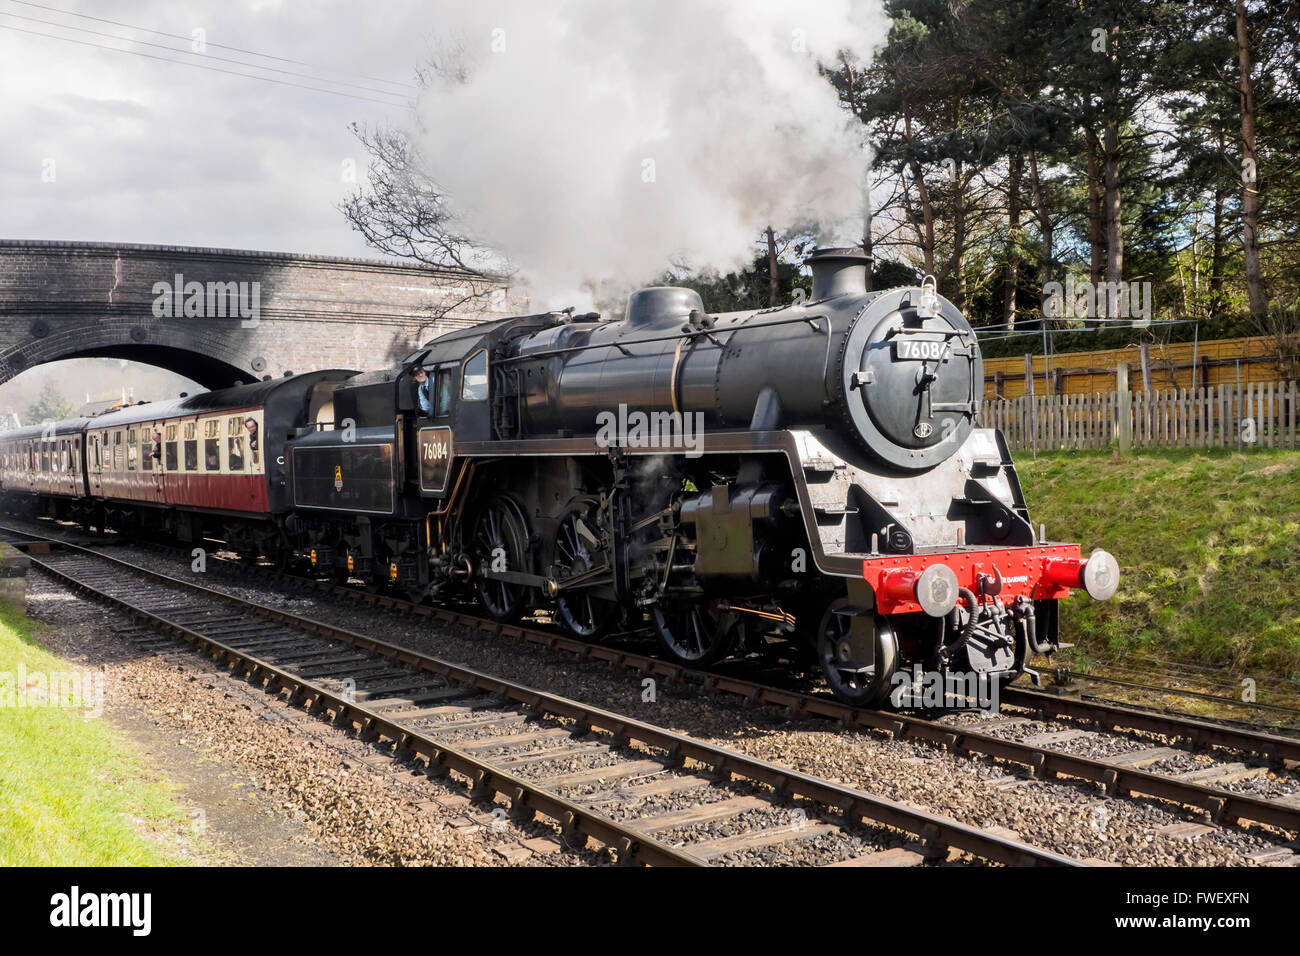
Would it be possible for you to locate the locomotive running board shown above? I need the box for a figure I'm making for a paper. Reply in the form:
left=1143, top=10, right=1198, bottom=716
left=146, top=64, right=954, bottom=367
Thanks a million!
left=452, top=427, right=1038, bottom=582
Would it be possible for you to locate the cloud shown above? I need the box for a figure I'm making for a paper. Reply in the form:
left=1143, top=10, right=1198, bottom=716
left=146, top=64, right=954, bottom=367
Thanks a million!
left=0, top=0, right=422, bottom=254
left=408, top=0, right=888, bottom=309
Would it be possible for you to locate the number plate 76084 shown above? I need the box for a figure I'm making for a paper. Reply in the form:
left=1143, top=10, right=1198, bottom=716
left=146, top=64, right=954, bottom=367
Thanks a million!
left=894, top=340, right=946, bottom=361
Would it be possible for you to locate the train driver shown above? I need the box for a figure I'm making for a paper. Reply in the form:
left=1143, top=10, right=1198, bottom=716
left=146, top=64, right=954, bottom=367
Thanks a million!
left=412, top=367, right=432, bottom=417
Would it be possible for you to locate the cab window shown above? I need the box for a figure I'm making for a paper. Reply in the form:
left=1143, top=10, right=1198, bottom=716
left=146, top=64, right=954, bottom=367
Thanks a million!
left=461, top=350, right=488, bottom=401
left=435, top=370, right=454, bottom=417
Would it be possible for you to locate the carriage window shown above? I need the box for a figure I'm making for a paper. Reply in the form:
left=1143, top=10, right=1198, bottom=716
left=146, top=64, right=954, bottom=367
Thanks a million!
left=142, top=432, right=154, bottom=471
left=184, top=439, right=198, bottom=471
left=242, top=417, right=260, bottom=468
left=127, top=429, right=138, bottom=471
left=461, top=350, right=488, bottom=401
left=62, top=443, right=72, bottom=472
left=204, top=419, right=220, bottom=469
left=228, top=435, right=245, bottom=471
left=165, top=442, right=178, bottom=471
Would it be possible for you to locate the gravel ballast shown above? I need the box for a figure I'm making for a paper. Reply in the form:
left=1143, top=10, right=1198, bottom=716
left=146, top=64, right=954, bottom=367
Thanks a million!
left=14, top=523, right=1300, bottom=866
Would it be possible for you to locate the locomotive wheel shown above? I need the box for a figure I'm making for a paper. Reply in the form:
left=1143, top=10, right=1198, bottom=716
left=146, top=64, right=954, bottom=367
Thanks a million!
left=472, top=495, right=532, bottom=622
left=817, top=598, right=899, bottom=707
left=551, top=498, right=617, bottom=639
left=652, top=598, right=746, bottom=667
left=265, top=542, right=291, bottom=573
left=405, top=581, right=433, bottom=604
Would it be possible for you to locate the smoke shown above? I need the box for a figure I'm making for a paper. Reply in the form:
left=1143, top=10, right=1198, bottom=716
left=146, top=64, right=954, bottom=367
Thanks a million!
left=411, top=0, right=888, bottom=310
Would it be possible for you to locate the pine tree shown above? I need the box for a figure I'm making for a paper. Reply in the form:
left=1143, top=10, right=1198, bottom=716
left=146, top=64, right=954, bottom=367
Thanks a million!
left=25, top=381, right=74, bottom=424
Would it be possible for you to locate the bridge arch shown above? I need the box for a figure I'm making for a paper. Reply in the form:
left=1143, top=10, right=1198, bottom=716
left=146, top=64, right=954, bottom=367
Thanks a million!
left=0, top=240, right=511, bottom=389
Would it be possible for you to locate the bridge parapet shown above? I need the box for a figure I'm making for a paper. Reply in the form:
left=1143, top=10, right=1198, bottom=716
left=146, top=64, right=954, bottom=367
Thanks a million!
left=0, top=239, right=515, bottom=387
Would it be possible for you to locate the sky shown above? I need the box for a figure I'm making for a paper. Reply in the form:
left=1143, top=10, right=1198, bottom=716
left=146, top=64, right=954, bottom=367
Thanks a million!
left=1, top=0, right=885, bottom=268
left=1, top=0, right=434, bottom=416
left=0, top=0, right=886, bottom=418
left=0, top=0, right=425, bottom=256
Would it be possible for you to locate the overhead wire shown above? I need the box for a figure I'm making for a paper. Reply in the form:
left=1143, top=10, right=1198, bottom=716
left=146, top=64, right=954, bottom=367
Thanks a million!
left=0, top=21, right=413, bottom=108
left=6, top=0, right=417, bottom=90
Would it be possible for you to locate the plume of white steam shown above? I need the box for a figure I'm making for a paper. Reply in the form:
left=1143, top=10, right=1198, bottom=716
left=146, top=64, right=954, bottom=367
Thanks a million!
left=412, top=0, right=888, bottom=310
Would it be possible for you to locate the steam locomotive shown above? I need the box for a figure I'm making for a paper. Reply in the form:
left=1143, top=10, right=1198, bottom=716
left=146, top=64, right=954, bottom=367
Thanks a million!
left=0, top=248, right=1118, bottom=704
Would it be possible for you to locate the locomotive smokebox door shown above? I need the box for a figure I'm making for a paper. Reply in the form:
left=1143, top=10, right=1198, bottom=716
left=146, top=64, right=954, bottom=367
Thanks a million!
left=841, top=287, right=983, bottom=471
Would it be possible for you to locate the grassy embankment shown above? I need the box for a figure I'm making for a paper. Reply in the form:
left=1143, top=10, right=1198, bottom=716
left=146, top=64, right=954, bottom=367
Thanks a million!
left=1016, top=448, right=1300, bottom=680
left=0, top=599, right=191, bottom=865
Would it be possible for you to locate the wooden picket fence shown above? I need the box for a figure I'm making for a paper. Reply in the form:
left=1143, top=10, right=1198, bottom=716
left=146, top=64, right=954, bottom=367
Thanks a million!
left=979, top=380, right=1300, bottom=451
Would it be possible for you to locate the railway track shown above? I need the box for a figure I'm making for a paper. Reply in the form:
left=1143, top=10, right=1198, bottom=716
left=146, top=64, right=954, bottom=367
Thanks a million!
left=1035, top=662, right=1300, bottom=735
left=183, top=544, right=1300, bottom=839
left=6, top=518, right=1300, bottom=860
left=2, top=524, right=1079, bottom=867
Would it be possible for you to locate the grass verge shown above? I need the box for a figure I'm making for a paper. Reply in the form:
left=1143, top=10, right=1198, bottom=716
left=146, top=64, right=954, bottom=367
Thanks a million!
left=0, top=598, right=192, bottom=865
left=1016, top=447, right=1300, bottom=679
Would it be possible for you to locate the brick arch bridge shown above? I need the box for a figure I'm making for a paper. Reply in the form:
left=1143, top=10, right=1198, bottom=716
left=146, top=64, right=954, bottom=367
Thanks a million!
left=0, top=240, right=512, bottom=389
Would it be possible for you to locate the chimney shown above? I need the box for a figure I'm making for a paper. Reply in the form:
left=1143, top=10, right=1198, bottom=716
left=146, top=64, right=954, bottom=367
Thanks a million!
left=806, top=247, right=872, bottom=301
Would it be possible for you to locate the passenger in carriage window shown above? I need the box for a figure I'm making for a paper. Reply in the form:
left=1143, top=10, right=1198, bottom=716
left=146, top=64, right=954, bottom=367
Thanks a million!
left=229, top=435, right=245, bottom=471
left=244, top=418, right=260, bottom=466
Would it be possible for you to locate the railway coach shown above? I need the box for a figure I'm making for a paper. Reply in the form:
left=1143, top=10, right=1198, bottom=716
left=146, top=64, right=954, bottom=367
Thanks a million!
left=1, top=371, right=352, bottom=560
